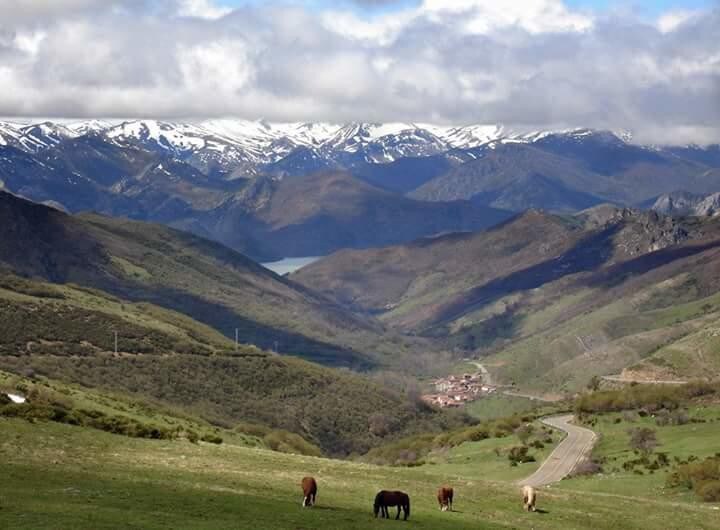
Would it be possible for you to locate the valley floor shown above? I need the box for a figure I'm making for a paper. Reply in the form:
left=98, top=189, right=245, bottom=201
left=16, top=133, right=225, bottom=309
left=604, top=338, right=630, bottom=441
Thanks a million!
left=2, top=417, right=719, bottom=530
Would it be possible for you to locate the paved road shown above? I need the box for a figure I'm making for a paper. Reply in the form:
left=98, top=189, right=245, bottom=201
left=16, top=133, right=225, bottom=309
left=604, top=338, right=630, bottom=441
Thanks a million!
left=469, top=361, right=492, bottom=386
left=520, top=415, right=597, bottom=487
left=501, top=390, right=560, bottom=403
left=601, top=375, right=688, bottom=385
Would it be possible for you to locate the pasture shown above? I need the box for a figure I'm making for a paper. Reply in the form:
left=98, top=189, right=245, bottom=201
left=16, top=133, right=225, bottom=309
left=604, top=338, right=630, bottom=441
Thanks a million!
left=2, top=417, right=719, bottom=530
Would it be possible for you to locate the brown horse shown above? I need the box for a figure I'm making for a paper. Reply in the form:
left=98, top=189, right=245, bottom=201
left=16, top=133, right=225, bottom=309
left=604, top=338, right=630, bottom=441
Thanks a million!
left=522, top=485, right=536, bottom=512
left=437, top=486, right=454, bottom=511
left=301, top=476, right=317, bottom=507
left=374, top=490, right=410, bottom=520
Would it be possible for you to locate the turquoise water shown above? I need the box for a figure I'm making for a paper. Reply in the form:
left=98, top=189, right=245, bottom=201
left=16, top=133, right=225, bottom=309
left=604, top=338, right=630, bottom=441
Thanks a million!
left=261, top=256, right=323, bottom=275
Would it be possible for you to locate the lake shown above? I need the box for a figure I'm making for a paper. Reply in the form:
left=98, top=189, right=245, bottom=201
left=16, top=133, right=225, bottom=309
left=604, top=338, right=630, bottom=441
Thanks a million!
left=261, top=256, right=323, bottom=275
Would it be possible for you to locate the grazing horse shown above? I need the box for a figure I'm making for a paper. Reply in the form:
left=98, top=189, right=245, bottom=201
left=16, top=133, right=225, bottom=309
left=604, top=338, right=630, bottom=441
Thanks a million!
left=373, top=490, right=410, bottom=520
left=522, top=485, right=536, bottom=512
left=437, top=486, right=454, bottom=512
left=301, top=476, right=317, bottom=507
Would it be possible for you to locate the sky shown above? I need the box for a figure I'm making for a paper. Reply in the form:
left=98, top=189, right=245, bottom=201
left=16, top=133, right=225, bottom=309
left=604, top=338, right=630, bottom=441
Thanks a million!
left=0, top=0, right=718, bottom=144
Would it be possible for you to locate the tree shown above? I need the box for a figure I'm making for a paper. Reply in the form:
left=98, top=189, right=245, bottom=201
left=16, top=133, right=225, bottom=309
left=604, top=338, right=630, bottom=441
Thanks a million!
left=628, top=427, right=658, bottom=455
left=514, top=424, right=534, bottom=445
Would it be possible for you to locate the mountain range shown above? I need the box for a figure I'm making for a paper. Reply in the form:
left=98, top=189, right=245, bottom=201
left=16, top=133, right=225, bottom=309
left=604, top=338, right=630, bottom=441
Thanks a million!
left=1, top=119, right=718, bottom=259
left=294, top=205, right=720, bottom=392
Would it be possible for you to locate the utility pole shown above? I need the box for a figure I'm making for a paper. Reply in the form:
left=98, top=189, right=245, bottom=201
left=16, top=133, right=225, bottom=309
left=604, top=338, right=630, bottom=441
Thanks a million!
left=114, top=331, right=118, bottom=355
left=235, top=328, right=239, bottom=352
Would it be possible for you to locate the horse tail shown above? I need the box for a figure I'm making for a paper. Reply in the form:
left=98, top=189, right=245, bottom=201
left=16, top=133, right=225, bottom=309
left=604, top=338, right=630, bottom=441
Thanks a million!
left=405, top=497, right=410, bottom=519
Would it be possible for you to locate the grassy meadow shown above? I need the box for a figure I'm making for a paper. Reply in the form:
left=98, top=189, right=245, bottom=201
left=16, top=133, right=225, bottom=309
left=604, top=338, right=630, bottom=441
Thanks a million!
left=561, top=405, right=720, bottom=498
left=4, top=381, right=720, bottom=530
left=3, top=416, right=720, bottom=530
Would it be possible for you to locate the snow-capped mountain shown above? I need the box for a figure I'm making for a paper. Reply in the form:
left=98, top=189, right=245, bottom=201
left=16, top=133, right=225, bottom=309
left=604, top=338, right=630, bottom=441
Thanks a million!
left=0, top=117, right=718, bottom=262
left=651, top=191, right=720, bottom=217
left=322, top=123, right=449, bottom=163
left=0, top=122, right=23, bottom=147
left=66, top=119, right=114, bottom=136
left=0, top=118, right=643, bottom=164
left=426, top=124, right=507, bottom=149
left=16, top=122, right=77, bottom=153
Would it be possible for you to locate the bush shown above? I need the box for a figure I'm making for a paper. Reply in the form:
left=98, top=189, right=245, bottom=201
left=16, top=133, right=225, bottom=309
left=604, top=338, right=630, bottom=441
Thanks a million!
left=627, top=427, right=658, bottom=455
left=0, top=399, right=175, bottom=441
left=263, top=430, right=323, bottom=458
left=571, top=458, right=603, bottom=477
left=200, top=433, right=223, bottom=444
left=508, top=446, right=536, bottom=465
left=186, top=430, right=200, bottom=443
left=698, top=481, right=720, bottom=502
left=575, top=383, right=719, bottom=415
left=622, top=411, right=638, bottom=423
left=667, top=456, right=720, bottom=501
left=235, top=422, right=271, bottom=438
left=514, top=424, right=534, bottom=444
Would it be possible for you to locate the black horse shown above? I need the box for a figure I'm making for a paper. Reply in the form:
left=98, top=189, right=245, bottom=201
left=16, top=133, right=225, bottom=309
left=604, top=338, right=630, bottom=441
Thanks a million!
left=374, top=490, right=410, bottom=520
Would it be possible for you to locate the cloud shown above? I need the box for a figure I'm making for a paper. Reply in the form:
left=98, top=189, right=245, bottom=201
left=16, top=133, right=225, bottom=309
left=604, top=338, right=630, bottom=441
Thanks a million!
left=0, top=0, right=717, bottom=144
left=177, top=0, right=233, bottom=19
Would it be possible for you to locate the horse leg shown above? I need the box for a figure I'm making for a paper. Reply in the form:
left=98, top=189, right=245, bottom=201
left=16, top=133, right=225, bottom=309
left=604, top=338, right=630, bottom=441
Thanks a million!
left=396, top=506, right=401, bottom=520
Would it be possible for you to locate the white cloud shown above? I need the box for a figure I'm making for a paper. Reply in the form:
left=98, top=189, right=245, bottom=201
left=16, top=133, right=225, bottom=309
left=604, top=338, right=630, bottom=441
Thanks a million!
left=657, top=9, right=699, bottom=33
left=421, top=0, right=593, bottom=34
left=0, top=0, right=717, bottom=144
left=177, top=0, right=232, bottom=20
left=178, top=39, right=254, bottom=92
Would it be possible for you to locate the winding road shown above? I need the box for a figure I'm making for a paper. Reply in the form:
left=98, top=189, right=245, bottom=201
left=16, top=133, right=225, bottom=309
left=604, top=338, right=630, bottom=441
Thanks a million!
left=520, top=414, right=597, bottom=487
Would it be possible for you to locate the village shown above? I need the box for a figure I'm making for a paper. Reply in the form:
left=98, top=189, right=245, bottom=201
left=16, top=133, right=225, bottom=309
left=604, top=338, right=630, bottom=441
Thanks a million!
left=421, top=371, right=498, bottom=408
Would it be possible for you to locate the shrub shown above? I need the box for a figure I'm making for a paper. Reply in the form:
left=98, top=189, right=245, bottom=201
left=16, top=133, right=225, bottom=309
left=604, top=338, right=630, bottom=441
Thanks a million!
left=571, top=458, right=603, bottom=477
left=627, top=427, right=658, bottom=455
left=622, top=411, right=638, bottom=423
left=575, top=383, right=719, bottom=415
left=200, top=433, right=223, bottom=444
left=698, top=481, right=720, bottom=502
left=671, top=409, right=690, bottom=426
left=508, top=446, right=535, bottom=465
left=186, top=430, right=200, bottom=443
left=514, top=424, right=534, bottom=444
left=263, top=430, right=323, bottom=458
left=235, top=422, right=271, bottom=438
left=667, top=456, right=720, bottom=501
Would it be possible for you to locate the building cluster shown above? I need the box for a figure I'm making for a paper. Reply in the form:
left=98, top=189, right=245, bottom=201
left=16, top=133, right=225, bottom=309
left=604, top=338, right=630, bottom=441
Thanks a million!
left=421, top=372, right=495, bottom=408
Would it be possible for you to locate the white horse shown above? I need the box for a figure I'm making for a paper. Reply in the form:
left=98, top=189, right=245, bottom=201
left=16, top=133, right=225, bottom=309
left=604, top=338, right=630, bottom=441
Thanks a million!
left=522, top=485, right=537, bottom=512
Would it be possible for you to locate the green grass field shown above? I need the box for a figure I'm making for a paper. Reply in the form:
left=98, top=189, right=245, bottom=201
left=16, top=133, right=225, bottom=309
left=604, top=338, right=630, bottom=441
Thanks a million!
left=2, top=415, right=720, bottom=530
left=463, top=394, right=545, bottom=421
left=560, top=405, right=720, bottom=498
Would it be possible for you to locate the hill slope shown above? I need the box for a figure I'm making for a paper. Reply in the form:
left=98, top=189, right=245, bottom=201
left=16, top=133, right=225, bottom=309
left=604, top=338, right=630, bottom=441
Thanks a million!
left=410, top=133, right=718, bottom=210
left=2, top=397, right=719, bottom=529
left=294, top=208, right=720, bottom=390
left=184, top=171, right=511, bottom=257
left=0, top=191, right=399, bottom=369
left=0, top=275, right=468, bottom=455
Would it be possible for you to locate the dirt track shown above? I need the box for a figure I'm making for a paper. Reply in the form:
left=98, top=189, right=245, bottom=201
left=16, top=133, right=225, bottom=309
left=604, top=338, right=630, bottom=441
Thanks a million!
left=520, top=415, right=597, bottom=487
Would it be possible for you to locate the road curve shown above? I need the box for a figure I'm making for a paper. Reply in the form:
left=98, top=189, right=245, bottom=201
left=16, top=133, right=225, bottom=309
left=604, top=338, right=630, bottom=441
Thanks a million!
left=520, top=414, right=597, bottom=487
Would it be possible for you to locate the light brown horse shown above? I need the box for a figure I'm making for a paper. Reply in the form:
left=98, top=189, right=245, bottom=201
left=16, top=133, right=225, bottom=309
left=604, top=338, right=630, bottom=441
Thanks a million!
left=437, top=486, right=454, bottom=511
left=522, top=485, right=536, bottom=512
left=374, top=490, right=410, bottom=520
left=301, top=476, right=317, bottom=507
